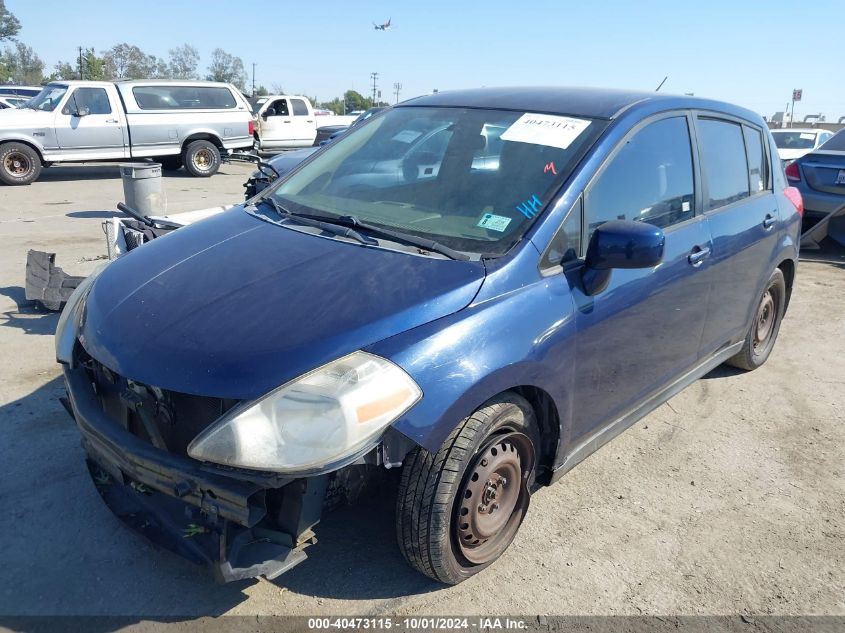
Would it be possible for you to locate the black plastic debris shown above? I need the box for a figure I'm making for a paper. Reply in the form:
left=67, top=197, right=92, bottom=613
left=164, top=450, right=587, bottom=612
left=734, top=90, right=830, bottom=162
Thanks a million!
left=24, top=250, right=85, bottom=311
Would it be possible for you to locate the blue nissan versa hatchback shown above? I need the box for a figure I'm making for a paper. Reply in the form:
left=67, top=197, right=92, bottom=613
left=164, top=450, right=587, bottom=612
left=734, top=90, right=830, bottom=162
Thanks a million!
left=57, top=87, right=803, bottom=585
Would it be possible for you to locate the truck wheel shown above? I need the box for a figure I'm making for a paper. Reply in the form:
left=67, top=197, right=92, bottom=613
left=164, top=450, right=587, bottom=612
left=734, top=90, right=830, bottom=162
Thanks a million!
left=396, top=393, right=538, bottom=585
left=0, top=142, right=41, bottom=186
left=182, top=140, right=220, bottom=178
left=158, top=156, right=183, bottom=171
left=726, top=268, right=786, bottom=371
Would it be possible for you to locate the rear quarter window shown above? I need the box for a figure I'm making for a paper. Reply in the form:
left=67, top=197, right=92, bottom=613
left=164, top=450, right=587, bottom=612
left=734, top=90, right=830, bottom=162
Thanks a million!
left=132, top=86, right=237, bottom=110
left=821, top=130, right=845, bottom=151
left=696, top=118, right=750, bottom=209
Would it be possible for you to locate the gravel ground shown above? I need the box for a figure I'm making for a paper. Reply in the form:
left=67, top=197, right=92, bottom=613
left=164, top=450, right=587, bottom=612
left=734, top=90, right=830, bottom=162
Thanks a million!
left=0, top=163, right=842, bottom=621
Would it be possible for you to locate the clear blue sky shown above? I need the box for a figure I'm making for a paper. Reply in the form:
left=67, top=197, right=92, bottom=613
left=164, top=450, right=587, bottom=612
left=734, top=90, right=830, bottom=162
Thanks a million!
left=8, top=0, right=844, bottom=120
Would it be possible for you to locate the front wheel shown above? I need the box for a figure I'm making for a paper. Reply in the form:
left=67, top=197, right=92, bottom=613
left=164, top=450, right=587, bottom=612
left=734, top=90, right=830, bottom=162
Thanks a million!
left=0, top=142, right=42, bottom=185
left=395, top=393, right=538, bottom=584
left=182, top=140, right=220, bottom=178
left=726, top=268, right=786, bottom=371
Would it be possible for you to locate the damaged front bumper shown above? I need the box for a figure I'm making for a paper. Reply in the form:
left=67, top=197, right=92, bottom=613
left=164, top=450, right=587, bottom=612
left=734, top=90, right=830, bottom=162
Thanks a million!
left=63, top=364, right=327, bottom=583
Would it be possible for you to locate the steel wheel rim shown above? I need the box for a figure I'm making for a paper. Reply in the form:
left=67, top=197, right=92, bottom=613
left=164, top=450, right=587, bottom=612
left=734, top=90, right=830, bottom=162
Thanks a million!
left=193, top=149, right=213, bottom=171
left=753, top=289, right=776, bottom=353
left=454, top=431, right=534, bottom=565
left=4, top=151, right=31, bottom=177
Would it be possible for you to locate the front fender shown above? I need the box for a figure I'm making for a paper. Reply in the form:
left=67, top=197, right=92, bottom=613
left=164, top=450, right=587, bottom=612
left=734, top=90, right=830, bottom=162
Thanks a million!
left=0, top=133, right=46, bottom=156
left=369, top=273, right=577, bottom=456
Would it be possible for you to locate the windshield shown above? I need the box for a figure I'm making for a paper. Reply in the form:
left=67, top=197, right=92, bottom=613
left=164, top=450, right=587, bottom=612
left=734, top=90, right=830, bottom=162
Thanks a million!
left=269, top=106, right=606, bottom=256
left=27, top=85, right=68, bottom=112
left=772, top=131, right=817, bottom=150
left=820, top=130, right=845, bottom=151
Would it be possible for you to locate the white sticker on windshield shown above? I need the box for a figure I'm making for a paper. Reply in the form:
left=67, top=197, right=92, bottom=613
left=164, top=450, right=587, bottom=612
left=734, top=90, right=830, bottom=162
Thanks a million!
left=477, top=213, right=512, bottom=232
left=800, top=133, right=816, bottom=140
left=500, top=113, right=591, bottom=150
left=392, top=129, right=423, bottom=144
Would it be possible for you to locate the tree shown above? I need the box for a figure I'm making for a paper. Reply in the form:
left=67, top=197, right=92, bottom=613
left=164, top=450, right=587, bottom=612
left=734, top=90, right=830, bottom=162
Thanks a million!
left=254, top=85, right=269, bottom=97
left=344, top=90, right=371, bottom=112
left=0, top=42, right=44, bottom=84
left=167, top=44, right=199, bottom=80
left=103, top=43, right=163, bottom=79
left=0, top=0, right=20, bottom=42
left=50, top=48, right=106, bottom=81
left=206, top=48, right=247, bottom=91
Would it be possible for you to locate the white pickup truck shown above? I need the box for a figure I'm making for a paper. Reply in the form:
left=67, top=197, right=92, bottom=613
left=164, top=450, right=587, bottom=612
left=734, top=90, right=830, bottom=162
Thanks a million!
left=0, top=80, right=254, bottom=185
left=251, top=95, right=356, bottom=153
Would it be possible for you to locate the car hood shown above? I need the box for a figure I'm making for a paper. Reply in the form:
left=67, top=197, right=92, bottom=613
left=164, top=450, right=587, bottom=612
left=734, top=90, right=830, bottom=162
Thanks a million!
left=80, top=207, right=485, bottom=400
left=0, top=107, right=51, bottom=128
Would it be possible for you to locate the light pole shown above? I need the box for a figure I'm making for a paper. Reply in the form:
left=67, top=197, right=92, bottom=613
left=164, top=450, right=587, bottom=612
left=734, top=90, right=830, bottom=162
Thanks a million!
left=252, top=63, right=256, bottom=97
left=393, top=82, right=402, bottom=104
left=370, top=72, right=379, bottom=105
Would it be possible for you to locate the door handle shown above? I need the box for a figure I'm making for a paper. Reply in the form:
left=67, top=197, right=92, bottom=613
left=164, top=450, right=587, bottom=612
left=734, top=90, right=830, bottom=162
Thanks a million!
left=763, top=213, right=777, bottom=229
left=688, top=246, right=711, bottom=266
left=105, top=118, right=119, bottom=123
left=283, top=120, right=291, bottom=123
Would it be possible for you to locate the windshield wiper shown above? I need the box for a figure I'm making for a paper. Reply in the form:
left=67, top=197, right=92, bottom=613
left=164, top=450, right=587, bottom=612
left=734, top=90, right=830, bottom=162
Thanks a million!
left=310, top=214, right=470, bottom=261
left=252, top=198, right=378, bottom=247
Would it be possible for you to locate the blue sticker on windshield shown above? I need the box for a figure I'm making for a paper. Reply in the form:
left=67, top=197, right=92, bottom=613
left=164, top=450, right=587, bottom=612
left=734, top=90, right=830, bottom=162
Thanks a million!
left=516, top=194, right=543, bottom=219
left=477, top=213, right=512, bottom=232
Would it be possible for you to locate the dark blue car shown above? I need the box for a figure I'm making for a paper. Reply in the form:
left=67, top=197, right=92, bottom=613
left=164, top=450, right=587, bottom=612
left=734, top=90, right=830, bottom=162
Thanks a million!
left=57, top=87, right=802, bottom=585
left=785, top=129, right=845, bottom=249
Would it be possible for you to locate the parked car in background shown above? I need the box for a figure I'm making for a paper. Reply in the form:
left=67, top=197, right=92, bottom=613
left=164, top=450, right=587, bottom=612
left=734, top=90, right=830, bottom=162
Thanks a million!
left=313, top=107, right=386, bottom=146
left=786, top=128, right=845, bottom=248
left=0, top=85, right=41, bottom=98
left=252, top=95, right=357, bottom=153
left=0, top=80, right=253, bottom=185
left=0, top=96, right=28, bottom=109
left=57, top=87, right=801, bottom=586
left=771, top=128, right=835, bottom=165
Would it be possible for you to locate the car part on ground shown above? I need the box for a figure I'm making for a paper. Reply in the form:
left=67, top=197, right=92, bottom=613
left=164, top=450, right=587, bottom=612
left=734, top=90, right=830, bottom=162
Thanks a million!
left=25, top=250, right=85, bottom=311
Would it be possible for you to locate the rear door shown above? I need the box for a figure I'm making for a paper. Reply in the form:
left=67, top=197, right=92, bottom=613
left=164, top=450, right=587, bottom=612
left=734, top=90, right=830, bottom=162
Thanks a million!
left=695, top=116, right=779, bottom=353
left=568, top=113, right=715, bottom=442
left=289, top=98, right=317, bottom=145
left=54, top=86, right=126, bottom=158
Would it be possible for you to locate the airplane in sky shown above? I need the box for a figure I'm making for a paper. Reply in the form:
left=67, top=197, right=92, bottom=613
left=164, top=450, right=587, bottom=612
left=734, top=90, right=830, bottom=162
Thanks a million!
left=373, top=18, right=392, bottom=30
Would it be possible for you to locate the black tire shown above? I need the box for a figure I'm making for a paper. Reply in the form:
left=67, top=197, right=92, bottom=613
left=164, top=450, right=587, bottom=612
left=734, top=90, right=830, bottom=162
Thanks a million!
left=158, top=156, right=183, bottom=171
left=395, top=392, right=539, bottom=585
left=0, top=142, right=41, bottom=185
left=726, top=268, right=786, bottom=371
left=182, top=140, right=220, bottom=178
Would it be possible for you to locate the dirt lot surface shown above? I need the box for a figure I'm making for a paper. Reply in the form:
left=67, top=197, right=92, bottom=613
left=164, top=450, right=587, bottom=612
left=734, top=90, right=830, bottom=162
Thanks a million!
left=0, top=163, right=842, bottom=620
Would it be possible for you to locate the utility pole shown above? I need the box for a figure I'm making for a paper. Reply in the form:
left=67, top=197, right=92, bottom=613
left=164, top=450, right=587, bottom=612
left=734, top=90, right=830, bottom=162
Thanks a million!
left=252, top=63, right=256, bottom=97
left=393, top=82, right=402, bottom=104
left=370, top=72, right=379, bottom=105
left=78, top=46, right=84, bottom=80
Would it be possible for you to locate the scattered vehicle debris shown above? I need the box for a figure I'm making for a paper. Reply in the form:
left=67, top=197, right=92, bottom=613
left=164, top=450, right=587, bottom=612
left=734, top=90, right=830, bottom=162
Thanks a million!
left=24, top=250, right=85, bottom=311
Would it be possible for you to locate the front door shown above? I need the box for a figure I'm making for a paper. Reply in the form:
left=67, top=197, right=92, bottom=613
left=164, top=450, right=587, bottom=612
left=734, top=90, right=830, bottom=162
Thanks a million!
left=258, top=98, right=293, bottom=147
left=568, top=114, right=715, bottom=443
left=54, top=87, right=125, bottom=158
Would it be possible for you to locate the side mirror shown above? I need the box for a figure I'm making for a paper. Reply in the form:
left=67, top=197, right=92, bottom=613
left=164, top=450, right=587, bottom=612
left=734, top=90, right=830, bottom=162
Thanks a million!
left=582, top=220, right=664, bottom=295
left=263, top=107, right=276, bottom=118
left=74, top=107, right=89, bottom=117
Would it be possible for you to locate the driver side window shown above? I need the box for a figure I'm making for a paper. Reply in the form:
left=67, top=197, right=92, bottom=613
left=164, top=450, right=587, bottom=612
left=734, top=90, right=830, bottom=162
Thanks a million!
left=267, top=99, right=289, bottom=116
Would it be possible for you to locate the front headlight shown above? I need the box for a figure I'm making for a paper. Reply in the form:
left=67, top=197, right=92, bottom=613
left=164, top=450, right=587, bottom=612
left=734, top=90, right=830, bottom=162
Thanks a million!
left=187, top=351, right=422, bottom=473
left=55, top=263, right=107, bottom=364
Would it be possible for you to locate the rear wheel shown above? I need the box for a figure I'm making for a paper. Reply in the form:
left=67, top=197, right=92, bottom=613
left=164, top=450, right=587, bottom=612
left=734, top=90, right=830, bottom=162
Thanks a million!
left=0, top=142, right=41, bottom=185
left=182, top=140, right=220, bottom=178
left=726, top=268, right=786, bottom=371
left=395, top=393, right=538, bottom=584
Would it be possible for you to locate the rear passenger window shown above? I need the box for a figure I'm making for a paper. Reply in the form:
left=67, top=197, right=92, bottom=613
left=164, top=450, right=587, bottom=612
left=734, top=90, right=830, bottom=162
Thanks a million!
left=291, top=99, right=309, bottom=116
left=133, top=86, right=237, bottom=110
left=586, top=116, right=695, bottom=236
left=743, top=125, right=768, bottom=193
left=697, top=119, right=750, bottom=208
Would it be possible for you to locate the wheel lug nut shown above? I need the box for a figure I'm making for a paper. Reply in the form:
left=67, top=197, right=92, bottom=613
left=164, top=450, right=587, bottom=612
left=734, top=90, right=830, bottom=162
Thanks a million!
left=480, top=458, right=488, bottom=466
left=492, top=502, right=499, bottom=511
left=478, top=504, right=486, bottom=512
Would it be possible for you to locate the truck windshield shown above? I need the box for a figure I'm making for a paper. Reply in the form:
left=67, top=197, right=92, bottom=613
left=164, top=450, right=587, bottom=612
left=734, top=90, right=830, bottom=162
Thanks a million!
left=269, top=106, right=606, bottom=256
left=27, top=85, right=68, bottom=112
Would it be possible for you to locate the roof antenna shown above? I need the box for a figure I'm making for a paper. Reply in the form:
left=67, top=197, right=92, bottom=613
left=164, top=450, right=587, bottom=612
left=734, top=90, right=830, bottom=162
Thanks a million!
left=655, top=76, right=668, bottom=92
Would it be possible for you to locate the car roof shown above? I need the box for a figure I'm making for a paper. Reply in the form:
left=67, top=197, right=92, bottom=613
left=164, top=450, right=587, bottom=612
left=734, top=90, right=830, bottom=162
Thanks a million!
left=400, top=86, right=761, bottom=122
